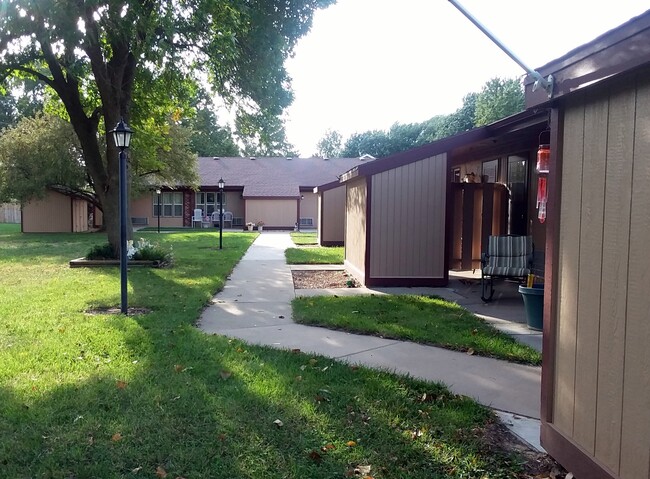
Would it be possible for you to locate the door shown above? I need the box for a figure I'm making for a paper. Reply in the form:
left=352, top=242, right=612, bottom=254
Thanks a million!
left=507, top=155, right=528, bottom=235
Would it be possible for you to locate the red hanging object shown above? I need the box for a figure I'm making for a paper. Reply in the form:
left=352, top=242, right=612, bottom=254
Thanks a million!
left=537, top=176, right=547, bottom=223
left=537, top=144, right=550, bottom=174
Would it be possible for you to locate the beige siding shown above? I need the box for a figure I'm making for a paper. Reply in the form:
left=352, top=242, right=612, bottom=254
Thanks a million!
left=225, top=192, right=245, bottom=224
left=130, top=195, right=183, bottom=228
left=369, top=153, right=447, bottom=278
left=245, top=199, right=297, bottom=228
left=344, top=178, right=367, bottom=283
left=320, top=186, right=346, bottom=244
left=22, top=190, right=72, bottom=232
left=71, top=199, right=89, bottom=232
left=300, top=192, right=318, bottom=228
left=552, top=71, right=650, bottom=479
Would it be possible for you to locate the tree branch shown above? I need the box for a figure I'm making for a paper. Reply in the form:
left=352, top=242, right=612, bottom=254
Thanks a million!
left=0, top=65, right=56, bottom=89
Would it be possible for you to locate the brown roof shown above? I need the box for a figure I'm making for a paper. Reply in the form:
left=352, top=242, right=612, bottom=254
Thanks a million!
left=198, top=156, right=374, bottom=198
left=525, top=9, right=650, bottom=107
left=340, top=109, right=547, bottom=182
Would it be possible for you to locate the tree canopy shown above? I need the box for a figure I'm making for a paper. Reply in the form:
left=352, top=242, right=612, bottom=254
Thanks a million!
left=0, top=0, right=333, bottom=249
left=333, top=77, right=523, bottom=159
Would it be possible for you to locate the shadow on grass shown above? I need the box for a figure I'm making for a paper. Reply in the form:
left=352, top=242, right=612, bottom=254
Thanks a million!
left=0, top=231, right=521, bottom=478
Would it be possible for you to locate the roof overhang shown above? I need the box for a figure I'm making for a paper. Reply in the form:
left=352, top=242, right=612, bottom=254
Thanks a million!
left=525, top=9, right=650, bottom=108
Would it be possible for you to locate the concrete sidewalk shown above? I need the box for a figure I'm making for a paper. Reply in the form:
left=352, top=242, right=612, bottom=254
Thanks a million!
left=198, top=232, right=541, bottom=424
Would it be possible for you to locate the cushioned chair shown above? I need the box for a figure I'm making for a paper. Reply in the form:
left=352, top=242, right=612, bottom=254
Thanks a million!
left=481, top=235, right=533, bottom=302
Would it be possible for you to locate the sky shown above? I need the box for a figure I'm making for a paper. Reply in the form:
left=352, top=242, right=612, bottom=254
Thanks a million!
left=283, top=0, right=648, bottom=156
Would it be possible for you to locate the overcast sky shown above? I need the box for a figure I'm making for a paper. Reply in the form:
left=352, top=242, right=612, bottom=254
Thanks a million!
left=283, top=0, right=648, bottom=156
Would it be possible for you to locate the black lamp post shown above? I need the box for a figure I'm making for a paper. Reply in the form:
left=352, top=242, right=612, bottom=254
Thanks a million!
left=155, top=188, right=161, bottom=234
left=218, top=177, right=224, bottom=250
left=109, top=118, right=134, bottom=314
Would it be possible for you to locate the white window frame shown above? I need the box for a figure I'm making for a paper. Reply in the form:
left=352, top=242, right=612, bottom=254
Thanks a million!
left=196, top=191, right=226, bottom=216
left=154, top=192, right=183, bottom=217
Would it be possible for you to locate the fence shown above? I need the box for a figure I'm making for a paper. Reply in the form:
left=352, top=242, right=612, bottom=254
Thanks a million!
left=0, top=203, right=21, bottom=223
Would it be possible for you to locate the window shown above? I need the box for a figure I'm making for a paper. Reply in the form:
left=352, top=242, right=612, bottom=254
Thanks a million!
left=196, top=191, right=226, bottom=216
left=153, top=192, right=183, bottom=217
left=482, top=159, right=498, bottom=183
left=299, top=217, right=314, bottom=227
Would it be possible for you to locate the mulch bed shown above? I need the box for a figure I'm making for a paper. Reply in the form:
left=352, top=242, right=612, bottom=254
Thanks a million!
left=292, top=270, right=359, bottom=289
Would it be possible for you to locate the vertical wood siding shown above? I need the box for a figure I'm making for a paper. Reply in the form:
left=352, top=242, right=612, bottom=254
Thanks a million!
left=300, top=192, right=318, bottom=228
left=245, top=199, right=297, bottom=227
left=22, top=191, right=72, bottom=232
left=344, top=178, right=367, bottom=283
left=369, top=154, right=446, bottom=278
left=71, top=199, right=89, bottom=232
left=553, top=71, right=650, bottom=479
left=321, top=186, right=346, bottom=244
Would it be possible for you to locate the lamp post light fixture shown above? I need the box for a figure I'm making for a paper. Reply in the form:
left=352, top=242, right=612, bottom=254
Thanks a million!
left=109, top=118, right=134, bottom=314
left=155, top=188, right=161, bottom=233
left=218, top=177, right=224, bottom=250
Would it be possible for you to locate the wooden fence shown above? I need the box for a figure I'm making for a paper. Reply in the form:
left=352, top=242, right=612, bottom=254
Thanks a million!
left=0, top=203, right=21, bottom=223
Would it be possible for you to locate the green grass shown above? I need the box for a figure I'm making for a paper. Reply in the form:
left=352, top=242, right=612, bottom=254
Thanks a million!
left=292, top=295, right=542, bottom=365
left=285, top=246, right=344, bottom=264
left=0, top=228, right=526, bottom=478
left=290, top=231, right=318, bottom=245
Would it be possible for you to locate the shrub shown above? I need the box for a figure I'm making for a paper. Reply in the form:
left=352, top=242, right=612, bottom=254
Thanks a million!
left=86, top=243, right=116, bottom=260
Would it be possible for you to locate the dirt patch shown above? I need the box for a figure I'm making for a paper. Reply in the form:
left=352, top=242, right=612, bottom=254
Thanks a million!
left=482, top=420, right=568, bottom=478
left=86, top=306, right=152, bottom=316
left=292, top=270, right=359, bottom=289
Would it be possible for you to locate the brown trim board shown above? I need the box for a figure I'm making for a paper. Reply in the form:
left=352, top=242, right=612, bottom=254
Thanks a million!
left=363, top=175, right=372, bottom=284
left=365, top=277, right=448, bottom=288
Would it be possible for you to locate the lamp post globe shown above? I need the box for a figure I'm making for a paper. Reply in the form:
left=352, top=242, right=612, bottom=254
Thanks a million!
left=109, top=118, right=134, bottom=314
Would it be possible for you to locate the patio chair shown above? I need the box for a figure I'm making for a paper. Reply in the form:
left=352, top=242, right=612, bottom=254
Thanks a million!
left=192, top=208, right=203, bottom=228
left=222, top=211, right=233, bottom=228
left=210, top=211, right=220, bottom=226
left=480, top=235, right=533, bottom=302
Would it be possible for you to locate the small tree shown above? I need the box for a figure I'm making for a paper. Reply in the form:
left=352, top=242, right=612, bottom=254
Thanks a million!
left=316, top=129, right=343, bottom=158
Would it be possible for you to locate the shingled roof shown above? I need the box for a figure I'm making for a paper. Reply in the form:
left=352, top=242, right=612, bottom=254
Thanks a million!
left=197, top=156, right=374, bottom=198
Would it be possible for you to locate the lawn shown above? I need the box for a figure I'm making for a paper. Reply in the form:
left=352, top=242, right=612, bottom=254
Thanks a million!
left=292, top=295, right=542, bottom=365
left=285, top=246, right=344, bottom=264
left=289, top=231, right=318, bottom=245
left=0, top=225, right=526, bottom=478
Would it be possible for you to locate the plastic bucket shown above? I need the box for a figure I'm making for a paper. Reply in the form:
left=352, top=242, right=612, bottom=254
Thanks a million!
left=518, top=284, right=544, bottom=331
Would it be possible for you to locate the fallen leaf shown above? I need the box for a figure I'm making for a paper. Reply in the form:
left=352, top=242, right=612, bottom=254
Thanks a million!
left=471, top=328, right=478, bottom=335
left=295, top=375, right=303, bottom=382
left=291, top=348, right=301, bottom=353
left=273, top=419, right=283, bottom=428
left=321, top=443, right=335, bottom=451
left=346, top=440, right=357, bottom=447
left=219, top=370, right=232, bottom=380
left=87, top=435, right=94, bottom=445
left=278, top=315, right=285, bottom=319
left=131, top=466, right=142, bottom=473
left=174, top=364, right=184, bottom=372
left=217, top=433, right=227, bottom=441
left=308, top=450, right=323, bottom=463
left=155, top=466, right=167, bottom=478
left=111, top=432, right=123, bottom=442
left=349, top=365, right=359, bottom=371
left=309, top=358, right=318, bottom=366
left=116, top=380, right=127, bottom=389
left=356, top=465, right=372, bottom=475
left=236, top=347, right=244, bottom=353
left=300, top=365, right=307, bottom=371
left=466, top=348, right=475, bottom=356
left=410, top=429, right=423, bottom=440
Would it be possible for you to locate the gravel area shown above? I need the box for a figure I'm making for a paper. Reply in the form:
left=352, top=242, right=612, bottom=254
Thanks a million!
left=292, top=270, right=359, bottom=289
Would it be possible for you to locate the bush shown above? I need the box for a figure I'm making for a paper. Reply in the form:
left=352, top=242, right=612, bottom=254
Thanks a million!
left=86, top=243, right=116, bottom=260
left=85, top=239, right=173, bottom=266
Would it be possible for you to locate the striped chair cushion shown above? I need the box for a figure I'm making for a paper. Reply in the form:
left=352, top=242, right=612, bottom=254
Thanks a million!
left=482, top=235, right=532, bottom=277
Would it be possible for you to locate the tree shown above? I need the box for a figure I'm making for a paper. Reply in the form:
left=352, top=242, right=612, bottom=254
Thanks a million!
left=474, top=77, right=525, bottom=126
left=0, top=0, right=333, bottom=251
left=316, top=129, right=342, bottom=158
left=186, top=107, right=239, bottom=157
left=0, top=114, right=88, bottom=204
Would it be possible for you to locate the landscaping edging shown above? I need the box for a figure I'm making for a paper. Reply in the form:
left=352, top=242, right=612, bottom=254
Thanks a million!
left=69, top=257, right=161, bottom=268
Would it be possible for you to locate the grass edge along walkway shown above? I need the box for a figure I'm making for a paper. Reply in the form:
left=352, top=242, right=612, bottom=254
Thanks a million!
left=0, top=226, right=529, bottom=478
left=292, top=294, right=541, bottom=366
